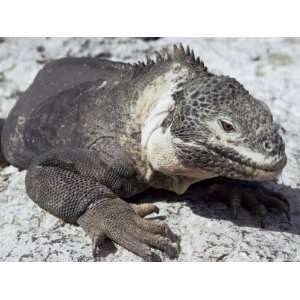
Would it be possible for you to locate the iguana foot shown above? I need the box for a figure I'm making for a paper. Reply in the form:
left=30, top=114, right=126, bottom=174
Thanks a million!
left=205, top=178, right=290, bottom=227
left=78, top=199, right=179, bottom=261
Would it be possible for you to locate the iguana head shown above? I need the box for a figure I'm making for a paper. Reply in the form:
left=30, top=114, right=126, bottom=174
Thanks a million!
left=170, top=74, right=286, bottom=181
left=141, top=44, right=286, bottom=185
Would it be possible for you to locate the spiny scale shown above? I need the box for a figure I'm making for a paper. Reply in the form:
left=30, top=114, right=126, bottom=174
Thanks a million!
left=133, top=43, right=207, bottom=72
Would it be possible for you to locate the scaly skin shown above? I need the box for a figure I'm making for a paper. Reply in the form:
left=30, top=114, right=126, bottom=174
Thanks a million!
left=0, top=44, right=289, bottom=261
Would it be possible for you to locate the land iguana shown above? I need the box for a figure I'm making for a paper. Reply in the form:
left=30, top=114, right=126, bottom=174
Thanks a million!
left=0, top=44, right=289, bottom=261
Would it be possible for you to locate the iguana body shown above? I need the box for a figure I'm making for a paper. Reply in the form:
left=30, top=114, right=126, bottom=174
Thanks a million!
left=0, top=45, right=289, bottom=261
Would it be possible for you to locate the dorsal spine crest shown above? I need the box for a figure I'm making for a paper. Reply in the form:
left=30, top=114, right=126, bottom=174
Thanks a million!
left=133, top=43, right=208, bottom=75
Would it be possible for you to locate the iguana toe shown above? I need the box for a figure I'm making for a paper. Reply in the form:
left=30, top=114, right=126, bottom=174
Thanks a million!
left=130, top=229, right=178, bottom=259
left=92, top=232, right=106, bottom=257
left=136, top=217, right=178, bottom=242
left=131, top=203, right=159, bottom=217
left=256, top=188, right=291, bottom=221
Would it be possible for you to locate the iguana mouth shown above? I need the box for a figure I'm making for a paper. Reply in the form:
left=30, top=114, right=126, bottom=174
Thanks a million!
left=225, top=154, right=286, bottom=180
left=206, top=144, right=287, bottom=180
left=175, top=141, right=286, bottom=181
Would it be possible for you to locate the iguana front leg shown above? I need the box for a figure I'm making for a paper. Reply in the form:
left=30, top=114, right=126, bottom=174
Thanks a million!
left=204, top=177, right=290, bottom=226
left=25, top=148, right=179, bottom=261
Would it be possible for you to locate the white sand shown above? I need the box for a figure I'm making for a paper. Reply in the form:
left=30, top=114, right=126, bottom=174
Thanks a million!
left=1, top=37, right=300, bottom=261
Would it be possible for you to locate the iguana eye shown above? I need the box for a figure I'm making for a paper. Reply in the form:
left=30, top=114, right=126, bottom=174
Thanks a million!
left=219, top=120, right=235, bottom=132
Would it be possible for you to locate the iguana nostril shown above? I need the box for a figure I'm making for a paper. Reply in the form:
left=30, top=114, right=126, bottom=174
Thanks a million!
left=263, top=141, right=273, bottom=152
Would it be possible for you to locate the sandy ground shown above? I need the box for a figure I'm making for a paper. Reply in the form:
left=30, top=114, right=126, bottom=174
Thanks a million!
left=1, top=37, right=300, bottom=261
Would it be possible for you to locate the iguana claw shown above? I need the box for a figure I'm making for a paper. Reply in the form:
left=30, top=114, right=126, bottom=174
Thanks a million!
left=206, top=178, right=291, bottom=224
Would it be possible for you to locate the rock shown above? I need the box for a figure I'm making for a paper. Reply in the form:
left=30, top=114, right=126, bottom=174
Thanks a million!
left=139, top=37, right=161, bottom=42
left=1, top=37, right=300, bottom=261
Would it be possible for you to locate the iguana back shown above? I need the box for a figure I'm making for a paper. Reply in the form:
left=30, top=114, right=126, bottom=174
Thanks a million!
left=1, top=57, right=135, bottom=169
